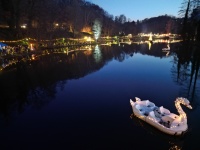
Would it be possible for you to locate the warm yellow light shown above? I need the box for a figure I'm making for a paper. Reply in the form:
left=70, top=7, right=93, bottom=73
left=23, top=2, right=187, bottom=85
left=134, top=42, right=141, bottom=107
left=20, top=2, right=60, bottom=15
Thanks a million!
left=85, top=37, right=91, bottom=42
left=84, top=36, right=87, bottom=40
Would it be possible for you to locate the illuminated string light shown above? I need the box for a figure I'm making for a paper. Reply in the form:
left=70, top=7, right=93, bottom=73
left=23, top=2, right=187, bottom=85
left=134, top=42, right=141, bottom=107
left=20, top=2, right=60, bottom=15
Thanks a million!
left=130, top=97, right=192, bottom=135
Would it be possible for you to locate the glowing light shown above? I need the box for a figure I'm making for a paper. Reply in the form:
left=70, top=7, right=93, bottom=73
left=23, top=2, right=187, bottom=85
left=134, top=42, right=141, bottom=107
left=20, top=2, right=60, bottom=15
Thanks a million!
left=93, top=45, right=102, bottom=63
left=85, top=37, right=91, bottom=42
left=148, top=32, right=153, bottom=41
left=92, top=19, right=102, bottom=41
left=148, top=41, right=152, bottom=50
left=130, top=97, right=192, bottom=135
left=81, top=26, right=92, bottom=33
left=21, top=24, right=27, bottom=28
left=31, top=54, right=35, bottom=60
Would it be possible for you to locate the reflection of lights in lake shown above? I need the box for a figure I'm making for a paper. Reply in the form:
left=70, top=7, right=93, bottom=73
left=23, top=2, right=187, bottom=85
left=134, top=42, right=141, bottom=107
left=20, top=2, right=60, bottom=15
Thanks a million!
left=93, top=45, right=102, bottom=63
left=148, top=41, right=152, bottom=50
left=64, top=48, right=68, bottom=55
left=85, top=45, right=92, bottom=50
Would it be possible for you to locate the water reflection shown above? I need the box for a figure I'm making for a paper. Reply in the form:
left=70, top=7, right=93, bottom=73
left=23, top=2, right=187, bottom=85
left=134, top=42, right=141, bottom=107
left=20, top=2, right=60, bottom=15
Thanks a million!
left=130, top=114, right=184, bottom=150
left=171, top=41, right=200, bottom=103
left=0, top=41, right=199, bottom=123
left=162, top=43, right=170, bottom=51
left=93, top=45, right=102, bottom=63
left=148, top=41, right=152, bottom=50
left=0, top=45, right=105, bottom=123
left=0, top=41, right=199, bottom=150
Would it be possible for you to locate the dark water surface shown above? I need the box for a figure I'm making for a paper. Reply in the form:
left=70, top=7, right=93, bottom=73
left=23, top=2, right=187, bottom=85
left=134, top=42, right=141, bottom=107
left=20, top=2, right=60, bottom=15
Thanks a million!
left=0, top=42, right=199, bottom=150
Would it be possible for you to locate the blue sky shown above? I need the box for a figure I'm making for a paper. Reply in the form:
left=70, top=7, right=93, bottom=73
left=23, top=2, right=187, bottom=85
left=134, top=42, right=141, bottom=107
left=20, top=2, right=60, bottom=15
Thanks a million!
left=88, top=0, right=183, bottom=21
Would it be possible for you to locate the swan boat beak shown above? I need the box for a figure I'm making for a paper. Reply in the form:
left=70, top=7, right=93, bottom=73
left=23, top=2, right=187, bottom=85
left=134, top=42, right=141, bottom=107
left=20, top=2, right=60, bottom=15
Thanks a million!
left=187, top=104, right=192, bottom=109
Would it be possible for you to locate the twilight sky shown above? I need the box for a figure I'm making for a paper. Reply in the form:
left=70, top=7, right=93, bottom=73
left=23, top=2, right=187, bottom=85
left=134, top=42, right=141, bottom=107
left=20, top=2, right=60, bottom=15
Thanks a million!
left=88, top=0, right=183, bottom=21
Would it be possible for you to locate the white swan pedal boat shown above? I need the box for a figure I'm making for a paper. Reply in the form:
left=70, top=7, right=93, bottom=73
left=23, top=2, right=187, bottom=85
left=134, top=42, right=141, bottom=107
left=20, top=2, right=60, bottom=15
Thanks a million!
left=130, top=97, right=192, bottom=136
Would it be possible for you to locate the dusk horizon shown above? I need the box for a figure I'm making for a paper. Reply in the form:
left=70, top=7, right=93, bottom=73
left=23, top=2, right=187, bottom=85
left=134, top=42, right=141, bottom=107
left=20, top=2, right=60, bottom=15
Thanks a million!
left=89, top=0, right=182, bottom=21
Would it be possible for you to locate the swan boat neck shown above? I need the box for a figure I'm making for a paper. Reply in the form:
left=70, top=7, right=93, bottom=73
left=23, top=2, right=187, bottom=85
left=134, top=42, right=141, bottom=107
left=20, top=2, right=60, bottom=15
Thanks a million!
left=130, top=97, right=192, bottom=136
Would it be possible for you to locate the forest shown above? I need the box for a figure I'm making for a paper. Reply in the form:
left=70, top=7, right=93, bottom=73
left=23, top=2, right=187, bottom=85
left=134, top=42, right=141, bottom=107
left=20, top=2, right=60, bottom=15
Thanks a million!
left=0, top=0, right=199, bottom=41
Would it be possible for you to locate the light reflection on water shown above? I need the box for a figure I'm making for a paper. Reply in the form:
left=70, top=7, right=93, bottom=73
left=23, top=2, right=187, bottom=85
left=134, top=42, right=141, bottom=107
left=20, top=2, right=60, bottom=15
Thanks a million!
left=0, top=41, right=199, bottom=150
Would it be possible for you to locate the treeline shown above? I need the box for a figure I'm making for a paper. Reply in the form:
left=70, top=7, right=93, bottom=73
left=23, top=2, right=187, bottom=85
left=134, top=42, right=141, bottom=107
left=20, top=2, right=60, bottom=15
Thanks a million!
left=0, top=0, right=197, bottom=41
left=178, top=0, right=200, bottom=41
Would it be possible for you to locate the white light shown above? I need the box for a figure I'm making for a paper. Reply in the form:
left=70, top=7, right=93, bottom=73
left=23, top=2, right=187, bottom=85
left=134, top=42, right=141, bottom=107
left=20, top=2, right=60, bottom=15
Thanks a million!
left=21, top=24, right=27, bottom=28
left=92, top=19, right=102, bottom=41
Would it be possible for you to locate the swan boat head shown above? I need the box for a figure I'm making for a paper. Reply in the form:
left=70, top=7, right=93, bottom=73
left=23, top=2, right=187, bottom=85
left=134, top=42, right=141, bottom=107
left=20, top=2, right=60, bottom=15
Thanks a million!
left=182, top=98, right=192, bottom=109
left=175, top=97, right=192, bottom=110
left=169, top=97, right=193, bottom=131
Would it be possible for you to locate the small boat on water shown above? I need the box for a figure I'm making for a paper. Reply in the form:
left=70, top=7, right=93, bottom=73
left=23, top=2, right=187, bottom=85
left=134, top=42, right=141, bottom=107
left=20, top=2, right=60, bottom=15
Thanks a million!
left=130, top=97, right=192, bottom=136
left=162, top=43, right=170, bottom=51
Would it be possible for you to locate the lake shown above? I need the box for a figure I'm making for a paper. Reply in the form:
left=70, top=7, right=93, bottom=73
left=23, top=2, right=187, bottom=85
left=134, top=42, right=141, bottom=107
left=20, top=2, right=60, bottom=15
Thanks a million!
left=0, top=41, right=199, bottom=150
